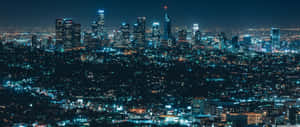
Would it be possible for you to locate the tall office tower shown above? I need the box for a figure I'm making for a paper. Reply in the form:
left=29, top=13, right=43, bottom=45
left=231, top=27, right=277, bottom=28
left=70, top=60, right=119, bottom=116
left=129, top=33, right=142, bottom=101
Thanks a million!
left=55, top=19, right=64, bottom=45
left=192, top=24, right=199, bottom=36
left=63, top=18, right=74, bottom=49
left=55, top=18, right=81, bottom=49
left=2, top=34, right=6, bottom=44
left=163, top=5, right=172, bottom=40
left=137, top=17, right=146, bottom=41
left=120, top=22, right=130, bottom=41
left=72, top=23, right=81, bottom=48
left=0, top=36, right=2, bottom=48
left=47, top=37, right=54, bottom=49
left=218, top=32, right=227, bottom=50
left=133, top=17, right=146, bottom=45
left=194, top=30, right=202, bottom=44
left=271, top=28, right=280, bottom=50
left=232, top=36, right=239, bottom=49
left=152, top=22, right=161, bottom=45
left=31, top=34, right=38, bottom=48
left=0, top=35, right=2, bottom=45
left=96, top=9, right=105, bottom=40
left=178, top=29, right=187, bottom=41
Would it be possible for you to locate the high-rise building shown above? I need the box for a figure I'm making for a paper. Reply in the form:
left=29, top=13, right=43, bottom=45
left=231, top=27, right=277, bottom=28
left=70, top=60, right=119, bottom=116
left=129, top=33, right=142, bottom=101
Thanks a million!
left=192, top=24, right=199, bottom=36
left=72, top=23, right=81, bottom=48
left=96, top=9, right=105, bottom=40
left=55, top=18, right=81, bottom=49
left=271, top=28, right=280, bottom=50
left=194, top=30, right=202, bottom=44
left=31, top=34, right=38, bottom=48
left=137, top=17, right=146, bottom=42
left=152, top=22, right=160, bottom=43
left=133, top=17, right=146, bottom=45
left=218, top=32, right=227, bottom=50
left=0, top=35, right=2, bottom=46
left=112, top=30, right=122, bottom=42
left=163, top=5, right=172, bottom=40
left=55, top=19, right=64, bottom=45
left=120, top=22, right=130, bottom=41
left=178, top=29, right=187, bottom=41
left=63, top=18, right=73, bottom=49
left=232, top=36, right=239, bottom=49
left=47, top=37, right=54, bottom=49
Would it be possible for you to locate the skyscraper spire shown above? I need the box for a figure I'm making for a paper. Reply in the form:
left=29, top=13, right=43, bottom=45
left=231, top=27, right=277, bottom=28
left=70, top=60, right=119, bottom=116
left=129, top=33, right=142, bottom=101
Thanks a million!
left=163, top=2, right=172, bottom=40
left=164, top=5, right=168, bottom=11
left=162, top=0, right=169, bottom=18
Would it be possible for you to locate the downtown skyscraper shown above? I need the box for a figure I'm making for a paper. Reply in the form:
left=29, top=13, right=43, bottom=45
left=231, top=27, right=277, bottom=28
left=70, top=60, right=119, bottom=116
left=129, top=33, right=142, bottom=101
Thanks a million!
left=133, top=17, right=146, bottom=46
left=163, top=5, right=172, bottom=41
left=92, top=9, right=105, bottom=40
left=120, top=22, right=130, bottom=41
left=271, top=28, right=280, bottom=51
left=55, top=18, right=81, bottom=49
left=152, top=22, right=161, bottom=48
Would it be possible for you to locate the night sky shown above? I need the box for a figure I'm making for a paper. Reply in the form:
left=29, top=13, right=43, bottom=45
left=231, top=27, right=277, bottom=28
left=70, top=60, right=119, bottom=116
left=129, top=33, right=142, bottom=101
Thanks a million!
left=1, top=0, right=300, bottom=29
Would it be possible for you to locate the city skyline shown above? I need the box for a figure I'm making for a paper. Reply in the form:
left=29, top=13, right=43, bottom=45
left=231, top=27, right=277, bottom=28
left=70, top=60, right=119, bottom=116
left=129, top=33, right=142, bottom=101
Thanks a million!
left=1, top=1, right=300, bottom=126
left=1, top=0, right=300, bottom=30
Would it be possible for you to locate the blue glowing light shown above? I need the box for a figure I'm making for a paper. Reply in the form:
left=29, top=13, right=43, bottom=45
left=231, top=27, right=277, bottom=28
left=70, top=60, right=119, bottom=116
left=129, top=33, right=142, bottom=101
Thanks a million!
left=153, top=22, right=160, bottom=26
left=98, top=9, right=104, bottom=14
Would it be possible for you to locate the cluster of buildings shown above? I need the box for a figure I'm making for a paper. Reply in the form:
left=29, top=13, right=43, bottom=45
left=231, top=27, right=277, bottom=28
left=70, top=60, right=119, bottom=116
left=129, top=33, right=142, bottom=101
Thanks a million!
left=0, top=6, right=290, bottom=55
left=1, top=40, right=300, bottom=126
left=47, top=6, right=285, bottom=54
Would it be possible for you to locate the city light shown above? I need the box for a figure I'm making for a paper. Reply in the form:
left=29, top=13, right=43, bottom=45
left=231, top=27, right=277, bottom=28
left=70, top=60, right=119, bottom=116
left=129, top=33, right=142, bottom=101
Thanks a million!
left=0, top=1, right=300, bottom=127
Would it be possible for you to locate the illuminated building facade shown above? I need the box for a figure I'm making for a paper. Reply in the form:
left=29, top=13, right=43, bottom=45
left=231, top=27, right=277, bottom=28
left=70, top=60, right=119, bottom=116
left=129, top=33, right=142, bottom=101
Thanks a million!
left=178, top=29, right=187, bottom=41
left=271, top=28, right=280, bottom=50
left=133, top=17, right=146, bottom=45
left=120, top=22, right=130, bottom=41
left=63, top=18, right=73, bottom=49
left=97, top=9, right=105, bottom=40
left=91, top=9, right=105, bottom=40
left=55, top=18, right=81, bottom=49
left=152, top=22, right=160, bottom=47
left=72, top=23, right=81, bottom=48
left=192, top=24, right=199, bottom=36
left=163, top=6, right=172, bottom=40
left=194, top=30, right=202, bottom=44
left=31, top=34, right=38, bottom=48
left=55, top=19, right=64, bottom=45
left=84, top=32, right=98, bottom=49
left=217, top=32, right=226, bottom=50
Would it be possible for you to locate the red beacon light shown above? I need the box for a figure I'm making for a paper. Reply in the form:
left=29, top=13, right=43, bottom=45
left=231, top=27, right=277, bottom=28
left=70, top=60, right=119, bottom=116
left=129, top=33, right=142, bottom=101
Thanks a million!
left=164, top=5, right=168, bottom=10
